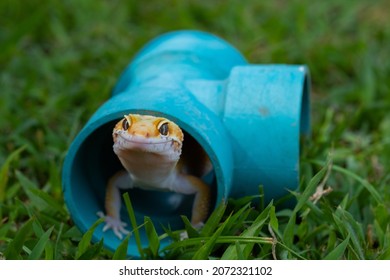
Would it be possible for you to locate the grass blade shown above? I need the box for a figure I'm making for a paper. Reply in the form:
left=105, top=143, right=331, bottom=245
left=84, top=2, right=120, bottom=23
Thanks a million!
left=0, top=223, right=11, bottom=239
left=76, top=218, right=103, bottom=259
left=54, top=223, right=64, bottom=260
left=283, top=211, right=296, bottom=249
left=32, top=218, right=45, bottom=237
left=0, top=146, right=25, bottom=202
left=123, top=192, right=144, bottom=258
left=294, top=160, right=329, bottom=213
left=222, top=202, right=252, bottom=233
left=332, top=164, right=382, bottom=204
left=113, top=235, right=130, bottom=260
left=235, top=241, right=245, bottom=260
left=16, top=171, right=66, bottom=215
left=28, top=226, right=54, bottom=260
left=324, top=235, right=350, bottom=260
left=340, top=210, right=365, bottom=259
left=258, top=185, right=265, bottom=211
left=4, top=217, right=34, bottom=259
left=269, top=206, right=279, bottom=232
left=180, top=215, right=200, bottom=238
left=276, top=241, right=306, bottom=260
left=332, top=207, right=365, bottom=259
left=193, top=215, right=231, bottom=260
left=200, top=200, right=227, bottom=237
left=221, top=201, right=272, bottom=260
left=144, top=216, right=160, bottom=258
left=77, top=239, right=104, bottom=260
left=28, top=186, right=67, bottom=215
left=164, top=235, right=273, bottom=252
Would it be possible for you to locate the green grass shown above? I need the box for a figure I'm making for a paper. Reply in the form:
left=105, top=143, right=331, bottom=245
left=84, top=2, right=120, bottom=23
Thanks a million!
left=1, top=0, right=390, bottom=260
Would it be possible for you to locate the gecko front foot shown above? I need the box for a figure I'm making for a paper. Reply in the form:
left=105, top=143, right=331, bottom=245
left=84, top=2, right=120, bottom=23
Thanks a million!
left=97, top=211, right=130, bottom=240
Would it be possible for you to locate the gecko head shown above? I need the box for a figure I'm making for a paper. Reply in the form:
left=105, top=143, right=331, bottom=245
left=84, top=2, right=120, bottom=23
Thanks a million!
left=112, top=114, right=184, bottom=158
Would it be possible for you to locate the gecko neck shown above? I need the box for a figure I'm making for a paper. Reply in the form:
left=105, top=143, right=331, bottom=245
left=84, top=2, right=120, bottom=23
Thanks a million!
left=115, top=148, right=180, bottom=189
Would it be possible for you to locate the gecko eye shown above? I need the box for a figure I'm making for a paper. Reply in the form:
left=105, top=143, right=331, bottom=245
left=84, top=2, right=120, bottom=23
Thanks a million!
left=158, top=122, right=169, bottom=136
left=122, top=118, right=130, bottom=130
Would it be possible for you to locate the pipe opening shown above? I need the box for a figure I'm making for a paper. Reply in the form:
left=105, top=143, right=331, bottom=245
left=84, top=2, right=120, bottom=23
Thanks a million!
left=69, top=118, right=216, bottom=242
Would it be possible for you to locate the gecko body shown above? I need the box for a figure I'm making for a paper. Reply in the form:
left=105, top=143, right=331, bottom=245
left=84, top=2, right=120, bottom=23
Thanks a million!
left=99, top=114, right=211, bottom=239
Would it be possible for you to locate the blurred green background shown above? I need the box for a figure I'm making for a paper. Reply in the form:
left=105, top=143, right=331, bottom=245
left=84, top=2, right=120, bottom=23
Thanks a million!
left=1, top=0, right=389, bottom=259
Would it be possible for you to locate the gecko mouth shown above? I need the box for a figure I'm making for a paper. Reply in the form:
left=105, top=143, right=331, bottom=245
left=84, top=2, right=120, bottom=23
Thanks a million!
left=115, top=131, right=177, bottom=144
left=113, top=132, right=182, bottom=155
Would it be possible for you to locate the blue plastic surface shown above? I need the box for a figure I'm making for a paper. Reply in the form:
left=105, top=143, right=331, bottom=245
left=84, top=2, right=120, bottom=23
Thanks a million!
left=62, top=30, right=310, bottom=257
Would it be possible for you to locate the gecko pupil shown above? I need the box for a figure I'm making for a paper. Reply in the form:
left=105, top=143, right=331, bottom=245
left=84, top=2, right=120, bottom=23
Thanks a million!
left=159, top=122, right=169, bottom=136
left=122, top=119, right=129, bottom=130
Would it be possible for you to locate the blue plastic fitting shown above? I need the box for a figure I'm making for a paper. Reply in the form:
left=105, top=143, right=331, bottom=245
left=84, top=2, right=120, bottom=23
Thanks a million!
left=62, top=30, right=310, bottom=257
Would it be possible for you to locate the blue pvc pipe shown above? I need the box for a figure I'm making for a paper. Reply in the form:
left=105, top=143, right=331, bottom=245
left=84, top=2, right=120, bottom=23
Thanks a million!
left=62, top=30, right=310, bottom=257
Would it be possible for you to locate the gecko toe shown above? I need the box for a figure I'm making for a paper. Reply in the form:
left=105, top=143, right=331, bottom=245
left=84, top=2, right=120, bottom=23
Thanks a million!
left=113, top=228, right=123, bottom=240
left=97, top=211, right=130, bottom=239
